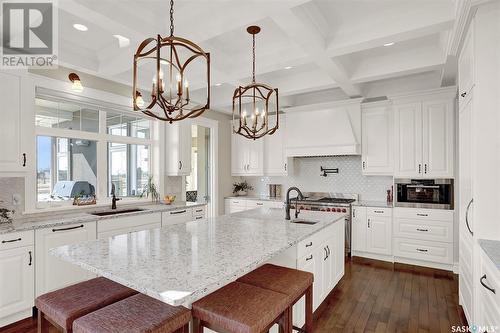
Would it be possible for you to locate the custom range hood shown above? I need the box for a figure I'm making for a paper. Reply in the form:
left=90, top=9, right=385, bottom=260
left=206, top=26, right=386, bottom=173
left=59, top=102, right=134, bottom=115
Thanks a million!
left=284, top=99, right=362, bottom=157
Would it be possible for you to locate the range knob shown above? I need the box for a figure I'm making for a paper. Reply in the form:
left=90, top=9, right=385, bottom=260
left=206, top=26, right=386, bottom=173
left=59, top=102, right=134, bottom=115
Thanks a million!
left=300, top=206, right=305, bottom=210
left=342, top=208, right=347, bottom=213
left=336, top=208, right=341, bottom=212
left=326, top=208, right=331, bottom=212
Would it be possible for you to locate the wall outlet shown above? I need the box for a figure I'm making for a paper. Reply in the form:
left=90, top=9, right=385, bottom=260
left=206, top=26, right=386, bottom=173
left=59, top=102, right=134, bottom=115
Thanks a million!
left=12, top=194, right=21, bottom=206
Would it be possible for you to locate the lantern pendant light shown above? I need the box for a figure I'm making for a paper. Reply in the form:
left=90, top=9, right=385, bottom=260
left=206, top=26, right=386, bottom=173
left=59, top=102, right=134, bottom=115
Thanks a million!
left=232, top=26, right=279, bottom=140
left=133, top=0, right=210, bottom=123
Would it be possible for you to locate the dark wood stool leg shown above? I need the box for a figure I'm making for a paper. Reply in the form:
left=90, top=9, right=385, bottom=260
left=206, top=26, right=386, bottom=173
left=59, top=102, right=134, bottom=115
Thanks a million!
left=278, top=307, right=292, bottom=333
left=37, top=311, right=50, bottom=333
left=193, top=317, right=203, bottom=333
left=305, top=285, right=313, bottom=333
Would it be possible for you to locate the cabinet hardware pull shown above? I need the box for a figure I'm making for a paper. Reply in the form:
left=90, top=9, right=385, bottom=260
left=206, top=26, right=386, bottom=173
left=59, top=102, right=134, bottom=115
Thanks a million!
left=326, top=245, right=330, bottom=258
left=416, top=248, right=428, bottom=252
left=324, top=248, right=327, bottom=261
left=461, top=92, right=467, bottom=98
left=52, top=224, right=84, bottom=232
left=179, top=161, right=182, bottom=170
left=256, top=203, right=264, bottom=206
left=480, top=274, right=496, bottom=294
left=28, top=251, right=32, bottom=266
left=306, top=255, right=313, bottom=261
left=170, top=210, right=187, bottom=215
left=22, top=153, right=26, bottom=167
left=195, top=216, right=203, bottom=220
left=284, top=163, right=287, bottom=171
left=363, top=161, right=365, bottom=169
left=196, top=209, right=203, bottom=212
left=416, top=228, right=429, bottom=232
left=417, top=213, right=428, bottom=217
left=305, top=242, right=313, bottom=247
left=367, top=219, right=371, bottom=228
left=2, top=238, right=21, bottom=244
left=374, top=210, right=384, bottom=213
left=352, top=209, right=356, bottom=218
left=424, top=164, right=428, bottom=174
left=465, top=198, right=474, bottom=236
left=418, top=164, right=422, bottom=174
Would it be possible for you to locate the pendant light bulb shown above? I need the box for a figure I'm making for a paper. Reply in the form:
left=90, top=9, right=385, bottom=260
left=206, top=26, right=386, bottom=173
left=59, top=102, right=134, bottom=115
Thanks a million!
left=69, top=73, right=83, bottom=93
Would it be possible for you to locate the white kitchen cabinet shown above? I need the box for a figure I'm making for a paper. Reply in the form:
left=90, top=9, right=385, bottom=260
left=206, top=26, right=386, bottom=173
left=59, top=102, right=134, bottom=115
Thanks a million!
left=165, top=120, right=192, bottom=176
left=351, top=206, right=367, bottom=253
left=224, top=198, right=283, bottom=214
left=35, top=222, right=97, bottom=297
left=361, top=103, right=393, bottom=175
left=161, top=208, right=193, bottom=226
left=192, top=205, right=207, bottom=220
left=264, top=115, right=291, bottom=176
left=231, top=131, right=264, bottom=176
left=0, top=231, right=34, bottom=327
left=0, top=71, right=34, bottom=173
left=366, top=208, right=392, bottom=256
left=393, top=89, right=455, bottom=178
left=98, top=213, right=161, bottom=239
left=477, top=247, right=500, bottom=328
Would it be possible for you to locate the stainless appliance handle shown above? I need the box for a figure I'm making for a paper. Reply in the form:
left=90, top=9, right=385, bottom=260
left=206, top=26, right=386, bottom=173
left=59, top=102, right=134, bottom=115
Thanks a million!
left=406, top=185, right=440, bottom=189
left=465, top=198, right=473, bottom=236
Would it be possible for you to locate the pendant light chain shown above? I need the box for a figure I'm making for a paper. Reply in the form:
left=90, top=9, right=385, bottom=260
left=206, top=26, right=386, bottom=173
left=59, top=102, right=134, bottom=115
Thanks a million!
left=169, top=0, right=174, bottom=37
left=252, top=33, right=256, bottom=83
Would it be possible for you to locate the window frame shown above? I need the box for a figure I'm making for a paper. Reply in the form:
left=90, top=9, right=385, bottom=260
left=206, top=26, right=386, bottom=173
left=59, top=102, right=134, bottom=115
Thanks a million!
left=34, top=94, right=154, bottom=209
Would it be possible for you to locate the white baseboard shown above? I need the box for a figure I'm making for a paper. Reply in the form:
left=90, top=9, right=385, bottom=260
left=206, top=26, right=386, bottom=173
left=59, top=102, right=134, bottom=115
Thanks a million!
left=351, top=251, right=393, bottom=263
left=453, top=262, right=459, bottom=274
left=0, top=308, right=32, bottom=328
left=351, top=251, right=456, bottom=272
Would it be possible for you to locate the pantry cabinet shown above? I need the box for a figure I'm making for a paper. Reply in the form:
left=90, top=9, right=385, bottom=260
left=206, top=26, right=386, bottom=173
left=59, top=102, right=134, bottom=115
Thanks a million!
left=0, top=231, right=34, bottom=327
left=0, top=71, right=34, bottom=173
left=231, top=130, right=264, bottom=176
left=361, top=102, right=393, bottom=175
left=393, top=89, right=455, bottom=178
left=35, top=222, right=97, bottom=297
left=165, top=120, right=192, bottom=176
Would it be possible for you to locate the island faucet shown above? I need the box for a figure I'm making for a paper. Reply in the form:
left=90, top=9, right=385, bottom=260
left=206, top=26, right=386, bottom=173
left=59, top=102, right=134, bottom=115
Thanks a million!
left=111, top=184, right=121, bottom=210
left=285, top=186, right=304, bottom=220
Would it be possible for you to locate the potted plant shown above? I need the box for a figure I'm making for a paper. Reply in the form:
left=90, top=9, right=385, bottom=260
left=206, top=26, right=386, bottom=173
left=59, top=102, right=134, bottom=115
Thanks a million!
left=232, top=181, right=253, bottom=196
left=140, top=177, right=160, bottom=203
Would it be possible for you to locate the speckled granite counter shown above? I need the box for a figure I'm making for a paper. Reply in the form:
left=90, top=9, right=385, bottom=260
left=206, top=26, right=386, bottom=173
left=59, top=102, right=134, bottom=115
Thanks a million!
left=225, top=195, right=284, bottom=202
left=0, top=202, right=206, bottom=235
left=479, top=239, right=500, bottom=271
left=352, top=200, right=393, bottom=208
left=50, top=208, right=346, bottom=307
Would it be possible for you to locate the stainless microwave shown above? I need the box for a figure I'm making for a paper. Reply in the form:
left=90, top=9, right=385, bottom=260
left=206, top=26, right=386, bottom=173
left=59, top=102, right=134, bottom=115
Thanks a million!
left=394, top=179, right=454, bottom=210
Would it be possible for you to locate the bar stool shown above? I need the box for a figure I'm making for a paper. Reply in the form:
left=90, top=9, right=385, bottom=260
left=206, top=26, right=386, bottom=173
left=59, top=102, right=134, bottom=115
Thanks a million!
left=237, top=264, right=314, bottom=333
left=35, top=277, right=138, bottom=333
left=73, top=293, right=191, bottom=333
left=192, top=281, right=291, bottom=333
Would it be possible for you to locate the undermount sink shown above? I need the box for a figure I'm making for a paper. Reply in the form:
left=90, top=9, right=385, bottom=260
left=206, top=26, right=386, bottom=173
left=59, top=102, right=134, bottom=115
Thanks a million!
left=290, top=219, right=320, bottom=225
left=90, top=208, right=146, bottom=217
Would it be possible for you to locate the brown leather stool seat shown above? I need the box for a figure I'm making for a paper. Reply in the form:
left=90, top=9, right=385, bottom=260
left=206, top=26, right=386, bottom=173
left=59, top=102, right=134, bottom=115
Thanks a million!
left=73, top=293, right=191, bottom=333
left=237, top=264, right=314, bottom=333
left=192, top=281, right=291, bottom=333
left=35, top=277, right=138, bottom=333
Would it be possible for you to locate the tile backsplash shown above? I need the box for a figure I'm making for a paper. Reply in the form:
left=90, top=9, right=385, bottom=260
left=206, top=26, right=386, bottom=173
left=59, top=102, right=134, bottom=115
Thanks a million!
left=244, top=156, right=393, bottom=202
left=0, top=177, right=25, bottom=219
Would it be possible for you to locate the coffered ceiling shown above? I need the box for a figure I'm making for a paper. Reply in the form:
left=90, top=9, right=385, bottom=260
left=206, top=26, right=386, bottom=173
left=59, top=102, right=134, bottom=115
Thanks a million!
left=55, top=0, right=457, bottom=113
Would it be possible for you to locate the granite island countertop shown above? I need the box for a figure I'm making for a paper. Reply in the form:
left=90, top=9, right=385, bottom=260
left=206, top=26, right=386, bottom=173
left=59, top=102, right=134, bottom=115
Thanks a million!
left=0, top=201, right=206, bottom=235
left=50, top=208, right=346, bottom=307
left=225, top=195, right=284, bottom=202
left=479, top=239, right=500, bottom=271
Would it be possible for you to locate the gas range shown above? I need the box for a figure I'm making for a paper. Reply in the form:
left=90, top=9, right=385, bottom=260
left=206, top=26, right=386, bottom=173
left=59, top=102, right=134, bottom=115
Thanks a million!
left=290, top=192, right=358, bottom=256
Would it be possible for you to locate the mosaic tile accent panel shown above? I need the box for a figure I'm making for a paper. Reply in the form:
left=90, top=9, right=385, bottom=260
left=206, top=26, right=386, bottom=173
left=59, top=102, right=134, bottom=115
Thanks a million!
left=244, top=156, right=393, bottom=202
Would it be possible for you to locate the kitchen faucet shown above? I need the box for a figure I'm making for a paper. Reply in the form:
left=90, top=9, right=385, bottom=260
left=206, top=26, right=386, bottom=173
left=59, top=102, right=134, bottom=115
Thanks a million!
left=111, top=184, right=121, bottom=210
left=285, top=187, right=304, bottom=220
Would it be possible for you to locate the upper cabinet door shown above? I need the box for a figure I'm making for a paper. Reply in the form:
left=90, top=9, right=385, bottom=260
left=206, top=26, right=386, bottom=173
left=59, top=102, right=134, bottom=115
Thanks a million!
left=264, top=116, right=289, bottom=176
left=394, top=102, right=423, bottom=177
left=231, top=131, right=248, bottom=175
left=361, top=105, right=393, bottom=175
left=0, top=72, right=33, bottom=173
left=165, top=121, right=192, bottom=176
left=246, top=139, right=264, bottom=176
left=458, top=24, right=474, bottom=105
left=422, top=100, right=454, bottom=178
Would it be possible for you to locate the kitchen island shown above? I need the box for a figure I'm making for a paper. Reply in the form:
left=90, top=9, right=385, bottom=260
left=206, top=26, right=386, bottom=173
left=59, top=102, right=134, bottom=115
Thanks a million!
left=50, top=208, right=346, bottom=314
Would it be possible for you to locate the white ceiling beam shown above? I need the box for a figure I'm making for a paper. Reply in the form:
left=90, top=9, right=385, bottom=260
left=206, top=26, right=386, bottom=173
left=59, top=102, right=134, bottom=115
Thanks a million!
left=270, top=8, right=362, bottom=97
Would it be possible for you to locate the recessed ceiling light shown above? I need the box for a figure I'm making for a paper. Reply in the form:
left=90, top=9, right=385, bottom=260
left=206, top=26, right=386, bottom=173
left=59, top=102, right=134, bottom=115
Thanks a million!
left=383, top=42, right=395, bottom=47
left=284, top=66, right=293, bottom=70
left=215, top=83, right=222, bottom=86
left=73, top=24, right=88, bottom=32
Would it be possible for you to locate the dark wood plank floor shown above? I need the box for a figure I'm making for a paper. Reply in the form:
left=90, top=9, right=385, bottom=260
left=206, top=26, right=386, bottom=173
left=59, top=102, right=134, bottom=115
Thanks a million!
left=1, top=257, right=467, bottom=333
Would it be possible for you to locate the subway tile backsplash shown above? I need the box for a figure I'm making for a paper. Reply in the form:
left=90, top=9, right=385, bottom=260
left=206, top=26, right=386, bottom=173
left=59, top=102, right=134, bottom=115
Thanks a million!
left=244, top=156, right=393, bottom=202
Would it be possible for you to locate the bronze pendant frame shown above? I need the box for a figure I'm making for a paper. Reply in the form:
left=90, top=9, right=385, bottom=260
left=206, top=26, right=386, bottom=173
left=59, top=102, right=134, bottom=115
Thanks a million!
left=232, top=26, right=279, bottom=140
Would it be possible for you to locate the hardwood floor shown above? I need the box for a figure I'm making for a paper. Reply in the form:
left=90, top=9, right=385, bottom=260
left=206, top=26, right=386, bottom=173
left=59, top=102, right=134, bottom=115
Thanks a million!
left=1, top=257, right=467, bottom=333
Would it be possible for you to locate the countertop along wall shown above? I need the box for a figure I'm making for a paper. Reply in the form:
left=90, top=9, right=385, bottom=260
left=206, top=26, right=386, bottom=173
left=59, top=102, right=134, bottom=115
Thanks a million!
left=243, top=155, right=393, bottom=201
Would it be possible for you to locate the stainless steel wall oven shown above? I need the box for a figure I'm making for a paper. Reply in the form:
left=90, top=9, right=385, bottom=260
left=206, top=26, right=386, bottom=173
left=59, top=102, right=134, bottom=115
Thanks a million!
left=395, top=179, right=454, bottom=210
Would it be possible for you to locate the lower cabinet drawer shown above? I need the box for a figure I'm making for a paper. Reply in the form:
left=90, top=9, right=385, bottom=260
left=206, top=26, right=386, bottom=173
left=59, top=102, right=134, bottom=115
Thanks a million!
left=162, top=209, right=193, bottom=226
left=393, top=237, right=453, bottom=264
left=192, top=205, right=206, bottom=218
left=0, top=230, right=34, bottom=250
left=394, top=217, right=453, bottom=243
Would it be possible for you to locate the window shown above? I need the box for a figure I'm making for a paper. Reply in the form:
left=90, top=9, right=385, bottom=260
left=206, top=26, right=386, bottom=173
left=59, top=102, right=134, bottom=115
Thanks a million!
left=186, top=124, right=210, bottom=203
left=37, top=136, right=97, bottom=202
left=35, top=96, right=153, bottom=206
